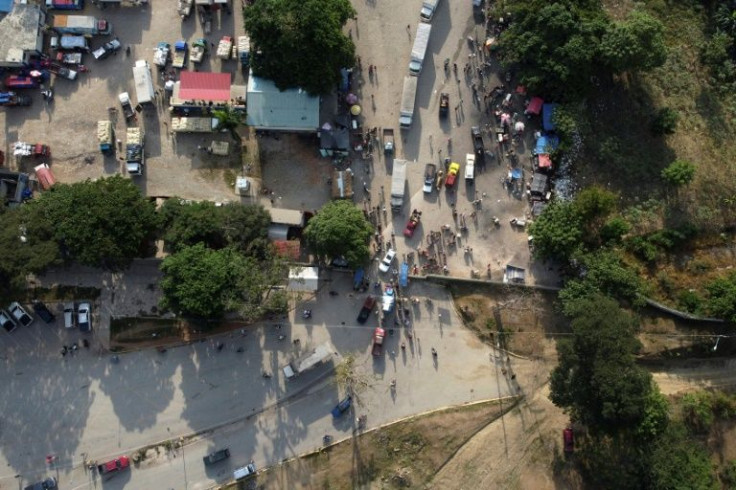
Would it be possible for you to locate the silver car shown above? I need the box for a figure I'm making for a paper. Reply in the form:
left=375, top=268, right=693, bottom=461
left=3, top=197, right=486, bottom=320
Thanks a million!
left=8, top=302, right=34, bottom=327
left=77, top=302, right=91, bottom=332
left=0, top=310, right=18, bottom=333
left=63, top=302, right=75, bottom=329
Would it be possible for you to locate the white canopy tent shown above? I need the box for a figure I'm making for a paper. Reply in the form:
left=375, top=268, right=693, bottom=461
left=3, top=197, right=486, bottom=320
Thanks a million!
left=288, top=267, right=319, bottom=292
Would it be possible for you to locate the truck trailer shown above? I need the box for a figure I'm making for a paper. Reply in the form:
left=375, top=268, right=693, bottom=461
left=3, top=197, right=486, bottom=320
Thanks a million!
left=283, top=343, right=332, bottom=379
left=390, top=159, right=408, bottom=210
left=133, top=59, right=155, bottom=105
left=52, top=15, right=111, bottom=36
left=409, top=23, right=431, bottom=75
left=399, top=76, right=418, bottom=128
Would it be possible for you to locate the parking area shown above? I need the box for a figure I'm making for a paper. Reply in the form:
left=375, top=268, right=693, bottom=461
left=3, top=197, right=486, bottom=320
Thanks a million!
left=1, top=2, right=246, bottom=201
left=315, top=0, right=556, bottom=285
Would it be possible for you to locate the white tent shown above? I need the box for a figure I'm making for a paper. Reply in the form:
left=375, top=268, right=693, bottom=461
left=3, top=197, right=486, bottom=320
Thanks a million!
left=288, top=267, right=319, bottom=292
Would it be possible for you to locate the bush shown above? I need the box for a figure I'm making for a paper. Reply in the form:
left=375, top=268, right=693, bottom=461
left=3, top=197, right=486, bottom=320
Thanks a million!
left=600, top=217, right=630, bottom=244
left=661, top=159, right=696, bottom=187
left=681, top=392, right=714, bottom=434
left=651, top=107, right=679, bottom=135
left=678, top=290, right=704, bottom=315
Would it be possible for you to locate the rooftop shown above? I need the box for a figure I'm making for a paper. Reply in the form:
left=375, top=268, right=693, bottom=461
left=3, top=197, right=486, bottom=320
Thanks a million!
left=0, top=4, right=44, bottom=66
left=246, top=72, right=320, bottom=131
left=178, top=71, right=232, bottom=101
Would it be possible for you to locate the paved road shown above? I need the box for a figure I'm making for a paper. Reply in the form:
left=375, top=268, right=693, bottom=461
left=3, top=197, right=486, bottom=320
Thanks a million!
left=0, top=272, right=513, bottom=489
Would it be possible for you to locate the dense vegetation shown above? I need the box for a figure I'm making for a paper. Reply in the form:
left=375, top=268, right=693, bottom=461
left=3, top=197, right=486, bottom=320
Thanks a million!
left=0, top=177, right=286, bottom=319
left=244, top=0, right=356, bottom=95
left=303, top=200, right=373, bottom=269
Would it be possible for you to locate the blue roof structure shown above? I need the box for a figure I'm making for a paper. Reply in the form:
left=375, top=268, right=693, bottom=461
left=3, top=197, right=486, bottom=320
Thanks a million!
left=246, top=71, right=320, bottom=131
left=0, top=0, right=13, bottom=13
left=542, top=103, right=559, bottom=131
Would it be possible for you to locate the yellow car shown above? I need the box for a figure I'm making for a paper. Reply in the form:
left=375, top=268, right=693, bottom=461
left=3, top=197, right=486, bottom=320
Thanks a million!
left=445, top=162, right=460, bottom=187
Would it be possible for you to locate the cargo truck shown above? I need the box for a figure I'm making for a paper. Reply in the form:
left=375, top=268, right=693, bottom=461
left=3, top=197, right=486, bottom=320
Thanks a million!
left=52, top=15, right=111, bottom=36
left=399, top=76, right=418, bottom=128
left=59, top=35, right=89, bottom=52
left=420, top=0, right=440, bottom=22
left=170, top=117, right=219, bottom=133
left=409, top=23, right=431, bottom=75
left=356, top=295, right=376, bottom=324
left=0, top=92, right=32, bottom=107
left=172, top=41, right=187, bottom=68
left=371, top=327, right=385, bottom=356
left=133, top=59, right=155, bottom=105
left=190, top=39, right=207, bottom=64
left=283, top=343, right=332, bottom=379
left=97, top=120, right=113, bottom=153
left=390, top=158, right=407, bottom=210
left=237, top=35, right=250, bottom=67
left=125, top=127, right=144, bottom=176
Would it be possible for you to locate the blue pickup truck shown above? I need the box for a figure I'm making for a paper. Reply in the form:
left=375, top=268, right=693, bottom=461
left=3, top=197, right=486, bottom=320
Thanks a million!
left=331, top=395, right=352, bottom=418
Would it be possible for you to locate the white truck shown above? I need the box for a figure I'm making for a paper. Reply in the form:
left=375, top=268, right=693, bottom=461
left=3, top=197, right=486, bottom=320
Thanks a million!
left=420, top=0, right=440, bottom=22
left=125, top=127, right=144, bottom=176
left=390, top=159, right=408, bottom=210
left=133, top=59, right=155, bottom=105
left=399, top=76, right=418, bottom=129
left=465, top=153, right=475, bottom=182
left=283, top=343, right=332, bottom=379
left=409, top=23, right=432, bottom=75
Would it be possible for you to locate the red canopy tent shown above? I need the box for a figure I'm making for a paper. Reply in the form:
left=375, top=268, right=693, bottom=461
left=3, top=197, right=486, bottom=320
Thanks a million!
left=525, top=96, right=544, bottom=115
left=537, top=153, right=553, bottom=170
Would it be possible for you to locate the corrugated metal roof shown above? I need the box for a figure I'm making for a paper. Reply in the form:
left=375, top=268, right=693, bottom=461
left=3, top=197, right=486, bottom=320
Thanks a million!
left=178, top=71, right=231, bottom=102
left=246, top=72, right=319, bottom=131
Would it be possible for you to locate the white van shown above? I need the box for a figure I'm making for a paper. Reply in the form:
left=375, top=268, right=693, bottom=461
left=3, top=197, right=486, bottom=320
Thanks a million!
left=465, top=153, right=475, bottom=181
left=132, top=59, right=155, bottom=105
left=233, top=462, right=256, bottom=480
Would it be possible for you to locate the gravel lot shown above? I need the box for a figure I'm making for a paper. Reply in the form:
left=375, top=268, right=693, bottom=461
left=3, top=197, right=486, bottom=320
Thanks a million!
left=1, top=2, right=246, bottom=201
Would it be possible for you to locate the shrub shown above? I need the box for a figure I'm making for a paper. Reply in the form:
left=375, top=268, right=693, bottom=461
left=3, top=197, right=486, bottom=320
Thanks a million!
left=651, top=107, right=679, bottom=135
left=661, top=159, right=696, bottom=187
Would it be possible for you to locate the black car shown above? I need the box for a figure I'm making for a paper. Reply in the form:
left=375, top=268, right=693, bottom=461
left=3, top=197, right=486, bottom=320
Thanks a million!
left=92, top=38, right=122, bottom=60
left=33, top=301, right=56, bottom=324
left=203, top=448, right=230, bottom=465
left=24, top=477, right=57, bottom=490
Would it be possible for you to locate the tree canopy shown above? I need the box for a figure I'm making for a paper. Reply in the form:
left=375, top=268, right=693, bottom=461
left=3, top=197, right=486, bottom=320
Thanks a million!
left=29, top=175, right=158, bottom=270
left=550, top=295, right=654, bottom=434
left=499, top=2, right=666, bottom=100
left=528, top=201, right=583, bottom=261
left=304, top=200, right=373, bottom=268
left=244, top=0, right=356, bottom=95
left=159, top=243, right=286, bottom=320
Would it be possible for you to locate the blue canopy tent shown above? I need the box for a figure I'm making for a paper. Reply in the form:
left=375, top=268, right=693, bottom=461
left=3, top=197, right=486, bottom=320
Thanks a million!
left=542, top=103, right=559, bottom=132
left=535, top=135, right=559, bottom=155
left=399, top=263, right=409, bottom=288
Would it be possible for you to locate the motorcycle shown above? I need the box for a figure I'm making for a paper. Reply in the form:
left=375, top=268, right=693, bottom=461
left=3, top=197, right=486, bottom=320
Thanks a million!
left=302, top=309, right=312, bottom=319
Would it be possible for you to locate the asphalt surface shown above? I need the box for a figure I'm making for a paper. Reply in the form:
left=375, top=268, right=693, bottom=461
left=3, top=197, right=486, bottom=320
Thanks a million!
left=0, top=272, right=513, bottom=489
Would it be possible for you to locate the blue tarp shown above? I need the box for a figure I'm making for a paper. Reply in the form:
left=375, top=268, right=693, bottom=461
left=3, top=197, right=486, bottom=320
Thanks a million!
left=542, top=103, right=559, bottom=131
left=399, top=263, right=409, bottom=288
left=175, top=40, right=187, bottom=50
left=511, top=168, right=523, bottom=180
left=535, top=135, right=560, bottom=155
left=339, top=68, right=350, bottom=92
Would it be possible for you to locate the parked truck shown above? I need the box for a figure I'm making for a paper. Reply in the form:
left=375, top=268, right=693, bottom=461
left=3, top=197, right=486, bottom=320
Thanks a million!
left=237, top=35, right=250, bottom=67
left=399, top=76, right=418, bottom=128
left=52, top=15, right=111, bottom=36
left=46, top=0, right=84, bottom=11
left=371, top=327, right=385, bottom=357
left=172, top=41, right=187, bottom=68
left=125, top=127, right=144, bottom=176
left=390, top=158, right=408, bottom=210
left=382, top=128, right=395, bottom=154
left=420, top=0, right=440, bottom=22
left=153, top=42, right=170, bottom=67
left=133, top=59, right=155, bottom=105
left=409, top=23, right=431, bottom=75
left=97, top=456, right=129, bottom=476
left=202, top=448, right=230, bottom=466
left=190, top=38, right=207, bottom=64
left=283, top=343, right=332, bottom=379
left=97, top=120, right=113, bottom=153
left=59, top=35, right=89, bottom=52
left=356, top=295, right=376, bottom=324
left=118, top=92, right=136, bottom=121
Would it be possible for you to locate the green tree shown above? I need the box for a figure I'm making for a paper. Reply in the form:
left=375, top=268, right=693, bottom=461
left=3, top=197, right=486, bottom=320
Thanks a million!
left=0, top=207, right=60, bottom=300
left=527, top=200, right=583, bottom=261
left=599, top=216, right=630, bottom=244
left=550, top=295, right=654, bottom=434
left=499, top=2, right=609, bottom=99
left=661, top=159, right=696, bottom=187
left=31, top=176, right=157, bottom=269
left=160, top=244, right=247, bottom=318
left=304, top=200, right=373, bottom=268
left=647, top=423, right=717, bottom=490
left=244, top=0, right=356, bottom=95
left=160, top=201, right=271, bottom=256
left=651, top=107, right=679, bottom=135
left=159, top=243, right=286, bottom=319
left=212, top=105, right=245, bottom=141
left=705, top=272, right=736, bottom=322
left=599, top=11, right=667, bottom=72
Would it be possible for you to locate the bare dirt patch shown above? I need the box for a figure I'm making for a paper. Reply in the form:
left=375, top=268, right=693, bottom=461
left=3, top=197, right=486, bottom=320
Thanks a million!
left=450, top=284, right=566, bottom=358
left=238, top=399, right=519, bottom=490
